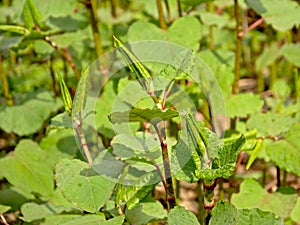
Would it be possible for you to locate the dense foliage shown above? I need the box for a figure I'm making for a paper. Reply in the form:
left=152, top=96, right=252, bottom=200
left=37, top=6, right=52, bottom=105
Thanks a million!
left=0, top=0, right=299, bottom=224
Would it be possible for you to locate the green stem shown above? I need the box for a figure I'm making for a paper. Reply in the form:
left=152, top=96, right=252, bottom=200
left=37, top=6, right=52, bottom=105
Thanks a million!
left=44, top=36, right=81, bottom=80
left=294, top=68, right=300, bottom=102
left=164, top=0, right=172, bottom=22
left=233, top=0, right=242, bottom=95
left=203, top=179, right=216, bottom=224
left=207, top=2, right=214, bottom=50
left=276, top=166, right=281, bottom=188
left=177, top=0, right=182, bottom=17
left=153, top=123, right=176, bottom=210
left=0, top=56, right=13, bottom=105
left=198, top=180, right=205, bottom=225
left=111, top=0, right=117, bottom=18
left=269, top=62, right=277, bottom=90
left=156, top=0, right=167, bottom=30
left=231, top=0, right=243, bottom=130
left=49, top=55, right=59, bottom=96
left=85, top=0, right=104, bottom=58
left=73, top=112, right=93, bottom=166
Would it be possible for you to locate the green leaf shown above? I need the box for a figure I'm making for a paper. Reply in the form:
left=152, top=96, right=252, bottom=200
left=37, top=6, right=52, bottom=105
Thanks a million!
left=39, top=128, right=78, bottom=168
left=180, top=0, right=214, bottom=7
left=210, top=201, right=283, bottom=225
left=125, top=197, right=167, bottom=225
left=109, top=108, right=178, bottom=124
left=246, top=139, right=263, bottom=169
left=116, top=171, right=158, bottom=210
left=226, top=93, right=263, bottom=118
left=200, top=12, right=230, bottom=27
left=0, top=188, right=32, bottom=211
left=171, top=121, right=245, bottom=182
left=112, top=132, right=161, bottom=163
left=246, top=0, right=300, bottom=32
left=159, top=49, right=195, bottom=81
left=58, top=71, right=73, bottom=115
left=0, top=91, right=60, bottom=136
left=20, top=202, right=60, bottom=222
left=41, top=215, right=82, bottom=225
left=167, top=16, right=202, bottom=50
left=198, top=49, right=235, bottom=99
left=0, top=140, right=54, bottom=196
left=127, top=16, right=202, bottom=51
left=50, top=112, right=73, bottom=129
left=281, top=43, right=300, bottom=67
left=72, top=67, right=89, bottom=116
left=24, top=0, right=44, bottom=29
left=0, top=25, right=29, bottom=35
left=62, top=214, right=106, bottom=225
left=113, top=35, right=151, bottom=91
left=247, top=112, right=294, bottom=136
left=266, top=123, right=300, bottom=176
left=291, top=197, right=300, bottom=224
left=255, top=43, right=281, bottom=71
left=168, top=206, right=200, bottom=225
left=55, top=159, right=115, bottom=213
left=232, top=178, right=298, bottom=219
left=101, top=216, right=125, bottom=225
left=0, top=204, right=11, bottom=214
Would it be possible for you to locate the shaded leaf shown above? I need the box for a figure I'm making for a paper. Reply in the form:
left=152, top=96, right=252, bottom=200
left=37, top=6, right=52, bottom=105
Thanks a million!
left=39, top=128, right=78, bottom=168
left=0, top=91, right=60, bottom=136
left=0, top=140, right=54, bottom=196
left=20, top=202, right=60, bottom=222
left=109, top=108, right=178, bottom=124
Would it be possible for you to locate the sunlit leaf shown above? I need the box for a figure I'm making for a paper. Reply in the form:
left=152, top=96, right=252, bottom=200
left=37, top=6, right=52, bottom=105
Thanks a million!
left=168, top=206, right=200, bottom=225
left=55, top=159, right=115, bottom=213
left=210, top=201, right=283, bottom=225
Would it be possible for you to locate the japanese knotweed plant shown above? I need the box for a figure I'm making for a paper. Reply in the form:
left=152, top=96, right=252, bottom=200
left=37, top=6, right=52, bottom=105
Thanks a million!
left=55, top=36, right=282, bottom=225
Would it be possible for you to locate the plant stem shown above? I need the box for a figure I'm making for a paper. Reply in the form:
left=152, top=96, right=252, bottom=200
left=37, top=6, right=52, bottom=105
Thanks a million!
left=49, top=55, right=59, bottom=96
left=111, top=0, right=117, bottom=17
left=73, top=112, right=93, bottom=166
left=231, top=0, right=243, bottom=130
left=0, top=56, right=13, bottom=105
left=238, top=17, right=264, bottom=38
left=294, top=68, right=300, bottom=102
left=207, top=2, right=214, bottom=50
left=164, top=0, right=172, bottom=22
left=276, top=166, right=281, bottom=188
left=153, top=123, right=176, bottom=210
left=198, top=180, right=205, bottom=225
left=203, top=179, right=216, bottom=224
left=177, top=0, right=182, bottom=17
left=85, top=0, right=104, bottom=58
left=156, top=0, right=167, bottom=30
left=44, top=36, right=81, bottom=80
left=233, top=0, right=242, bottom=95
